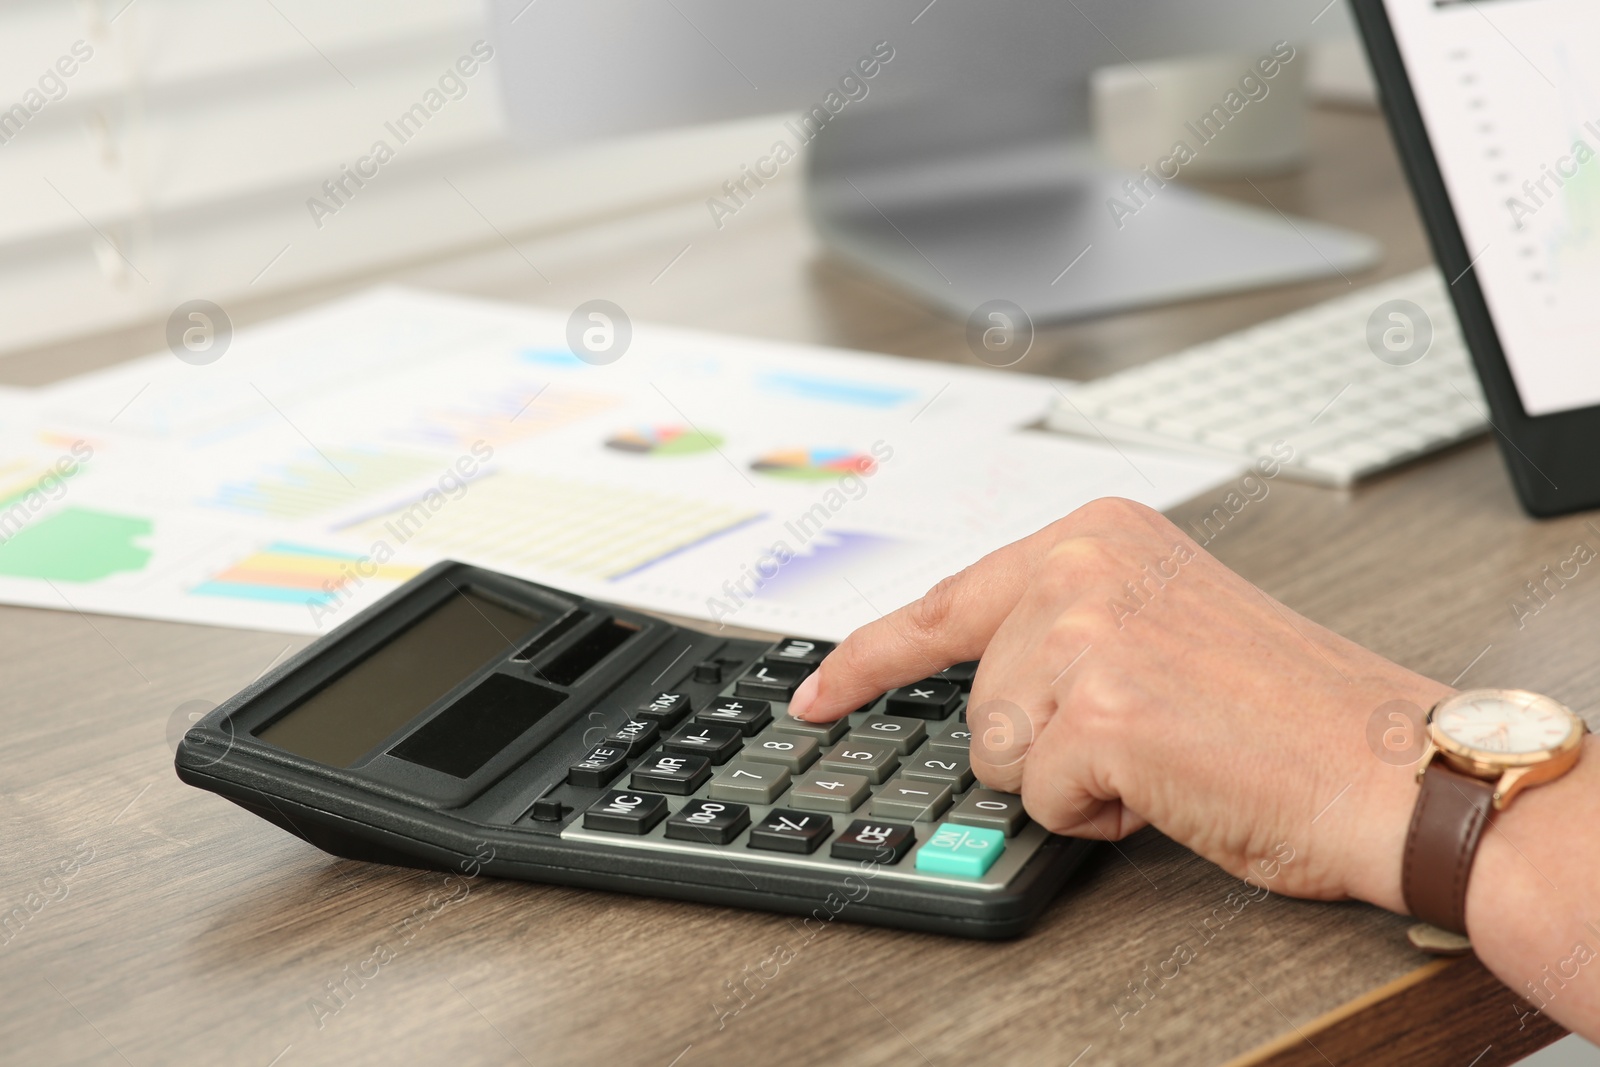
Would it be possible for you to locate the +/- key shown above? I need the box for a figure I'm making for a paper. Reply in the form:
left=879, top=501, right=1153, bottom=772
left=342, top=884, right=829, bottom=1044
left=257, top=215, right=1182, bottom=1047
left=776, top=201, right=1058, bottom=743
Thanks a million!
left=748, top=808, right=833, bottom=854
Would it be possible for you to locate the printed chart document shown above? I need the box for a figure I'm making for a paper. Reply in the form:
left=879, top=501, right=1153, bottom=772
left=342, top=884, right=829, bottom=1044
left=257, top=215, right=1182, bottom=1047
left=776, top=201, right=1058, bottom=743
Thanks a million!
left=0, top=288, right=1240, bottom=638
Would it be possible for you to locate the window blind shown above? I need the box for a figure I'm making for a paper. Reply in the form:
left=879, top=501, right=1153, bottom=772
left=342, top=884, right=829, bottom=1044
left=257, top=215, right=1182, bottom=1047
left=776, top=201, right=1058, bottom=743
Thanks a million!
left=0, top=0, right=787, bottom=356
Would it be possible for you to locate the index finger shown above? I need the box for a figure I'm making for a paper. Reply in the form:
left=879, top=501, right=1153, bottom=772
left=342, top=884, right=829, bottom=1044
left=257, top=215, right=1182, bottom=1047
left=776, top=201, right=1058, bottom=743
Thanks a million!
left=786, top=523, right=1061, bottom=721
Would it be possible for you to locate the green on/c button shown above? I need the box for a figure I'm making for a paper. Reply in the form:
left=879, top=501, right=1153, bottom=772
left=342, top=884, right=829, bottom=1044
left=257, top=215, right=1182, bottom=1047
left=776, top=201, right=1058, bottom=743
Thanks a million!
left=914, top=823, right=1006, bottom=878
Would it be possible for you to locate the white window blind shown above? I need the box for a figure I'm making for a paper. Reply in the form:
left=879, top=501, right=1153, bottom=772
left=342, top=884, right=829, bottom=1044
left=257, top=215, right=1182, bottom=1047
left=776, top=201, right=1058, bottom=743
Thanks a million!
left=0, top=0, right=788, bottom=356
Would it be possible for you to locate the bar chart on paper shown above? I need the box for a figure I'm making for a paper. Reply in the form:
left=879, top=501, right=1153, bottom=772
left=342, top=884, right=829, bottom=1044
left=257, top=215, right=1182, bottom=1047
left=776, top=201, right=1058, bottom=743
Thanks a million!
left=204, top=448, right=445, bottom=520
left=192, top=542, right=423, bottom=607
left=398, top=383, right=620, bottom=450
left=338, top=473, right=765, bottom=582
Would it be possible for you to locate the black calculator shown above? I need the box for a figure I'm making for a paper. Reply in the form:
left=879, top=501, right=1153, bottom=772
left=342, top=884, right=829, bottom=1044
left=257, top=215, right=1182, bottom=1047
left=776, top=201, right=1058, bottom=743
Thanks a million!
left=176, top=561, right=1093, bottom=938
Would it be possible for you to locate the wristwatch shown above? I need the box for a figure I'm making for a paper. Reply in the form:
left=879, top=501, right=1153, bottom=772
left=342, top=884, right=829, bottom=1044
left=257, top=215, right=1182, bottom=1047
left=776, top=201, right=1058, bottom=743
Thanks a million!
left=1402, top=688, right=1587, bottom=936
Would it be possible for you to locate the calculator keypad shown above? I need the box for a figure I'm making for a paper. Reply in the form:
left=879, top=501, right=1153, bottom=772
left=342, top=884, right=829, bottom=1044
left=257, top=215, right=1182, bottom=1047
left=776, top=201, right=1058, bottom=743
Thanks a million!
left=832, top=820, right=915, bottom=864
left=928, top=720, right=973, bottom=752
left=636, top=692, right=692, bottom=726
left=901, top=750, right=974, bottom=791
left=848, top=714, right=926, bottom=755
left=630, top=748, right=712, bottom=794
left=741, top=729, right=820, bottom=772
left=748, top=808, right=833, bottom=854
left=886, top=679, right=961, bottom=719
left=584, top=791, right=669, bottom=834
left=935, top=660, right=979, bottom=691
left=916, top=823, right=1007, bottom=877
left=789, top=770, right=871, bottom=813
left=695, top=697, right=772, bottom=736
left=948, top=788, right=1028, bottom=836
left=765, top=638, right=835, bottom=667
left=771, top=713, right=850, bottom=745
left=869, top=779, right=953, bottom=822
left=665, top=799, right=751, bottom=845
left=606, top=718, right=661, bottom=756
left=818, top=739, right=899, bottom=783
left=568, top=743, right=631, bottom=788
left=663, top=722, right=743, bottom=764
left=561, top=638, right=1048, bottom=890
left=735, top=660, right=810, bottom=700
left=708, top=759, right=791, bottom=804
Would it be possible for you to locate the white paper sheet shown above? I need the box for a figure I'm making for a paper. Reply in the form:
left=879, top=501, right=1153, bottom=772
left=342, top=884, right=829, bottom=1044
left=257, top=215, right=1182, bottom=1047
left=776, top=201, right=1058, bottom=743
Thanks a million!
left=0, top=287, right=1241, bottom=637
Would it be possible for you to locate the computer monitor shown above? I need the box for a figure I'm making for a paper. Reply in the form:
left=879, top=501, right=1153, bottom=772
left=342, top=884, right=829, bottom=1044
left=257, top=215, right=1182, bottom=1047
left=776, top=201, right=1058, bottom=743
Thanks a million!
left=490, top=1, right=1375, bottom=324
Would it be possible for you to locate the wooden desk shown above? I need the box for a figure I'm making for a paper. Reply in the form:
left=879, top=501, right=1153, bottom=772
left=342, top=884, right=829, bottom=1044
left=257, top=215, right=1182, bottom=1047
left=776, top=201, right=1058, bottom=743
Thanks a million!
left=0, top=108, right=1584, bottom=1066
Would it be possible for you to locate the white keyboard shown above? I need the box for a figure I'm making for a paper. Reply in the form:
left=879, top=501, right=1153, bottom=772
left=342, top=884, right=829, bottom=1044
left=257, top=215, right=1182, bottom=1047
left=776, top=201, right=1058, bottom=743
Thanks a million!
left=1045, top=269, right=1489, bottom=486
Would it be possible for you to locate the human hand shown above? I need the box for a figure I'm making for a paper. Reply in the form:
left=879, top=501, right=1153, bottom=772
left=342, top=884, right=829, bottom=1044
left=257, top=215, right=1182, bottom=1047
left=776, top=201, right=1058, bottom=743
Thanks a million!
left=786, top=498, right=1450, bottom=911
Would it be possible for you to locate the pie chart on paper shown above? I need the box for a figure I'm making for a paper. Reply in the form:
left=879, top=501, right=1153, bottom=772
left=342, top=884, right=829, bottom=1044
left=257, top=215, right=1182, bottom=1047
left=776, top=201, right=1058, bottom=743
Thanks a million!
left=604, top=425, right=723, bottom=457
left=749, top=447, right=877, bottom=481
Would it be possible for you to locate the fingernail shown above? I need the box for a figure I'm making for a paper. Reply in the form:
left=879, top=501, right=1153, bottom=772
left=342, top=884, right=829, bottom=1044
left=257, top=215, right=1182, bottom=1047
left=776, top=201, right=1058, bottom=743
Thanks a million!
left=787, top=672, right=821, bottom=720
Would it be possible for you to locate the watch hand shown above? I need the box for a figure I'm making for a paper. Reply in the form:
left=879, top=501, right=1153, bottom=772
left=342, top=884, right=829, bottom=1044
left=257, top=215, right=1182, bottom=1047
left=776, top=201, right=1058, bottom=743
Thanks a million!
left=1471, top=724, right=1510, bottom=750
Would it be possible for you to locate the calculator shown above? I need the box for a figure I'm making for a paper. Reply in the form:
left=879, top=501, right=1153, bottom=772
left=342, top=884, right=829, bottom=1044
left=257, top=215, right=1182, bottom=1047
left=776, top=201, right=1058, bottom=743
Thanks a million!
left=175, top=561, right=1094, bottom=938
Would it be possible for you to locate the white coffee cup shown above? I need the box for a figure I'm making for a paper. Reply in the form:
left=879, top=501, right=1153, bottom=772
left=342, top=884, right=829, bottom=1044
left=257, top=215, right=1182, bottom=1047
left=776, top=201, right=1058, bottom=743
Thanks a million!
left=1091, top=47, right=1309, bottom=179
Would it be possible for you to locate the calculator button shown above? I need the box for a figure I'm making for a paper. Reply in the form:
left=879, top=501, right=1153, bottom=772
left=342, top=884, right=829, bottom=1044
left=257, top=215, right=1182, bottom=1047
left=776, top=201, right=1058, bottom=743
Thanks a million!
left=584, top=790, right=669, bottom=834
left=818, top=739, right=899, bottom=784
left=869, top=779, right=952, bottom=822
left=708, top=759, right=791, bottom=804
left=885, top=679, right=960, bottom=719
left=901, top=750, right=974, bottom=791
left=935, top=660, right=979, bottom=691
left=636, top=692, right=692, bottom=726
left=742, top=728, right=820, bottom=772
left=695, top=697, right=772, bottom=736
left=789, top=770, right=870, bottom=813
left=831, top=820, right=915, bottom=864
left=606, top=718, right=661, bottom=756
left=764, top=637, right=835, bottom=667
left=948, top=788, right=1028, bottom=837
left=748, top=808, right=833, bottom=854
left=771, top=713, right=850, bottom=745
left=691, top=661, right=724, bottom=684
left=663, top=722, right=744, bottom=764
left=848, top=714, right=926, bottom=755
left=665, top=799, right=752, bottom=845
left=735, top=661, right=810, bottom=700
left=529, top=794, right=567, bottom=822
left=630, top=748, right=712, bottom=795
left=928, top=720, right=973, bottom=752
left=915, top=823, right=1006, bottom=878
left=567, top=743, right=631, bottom=788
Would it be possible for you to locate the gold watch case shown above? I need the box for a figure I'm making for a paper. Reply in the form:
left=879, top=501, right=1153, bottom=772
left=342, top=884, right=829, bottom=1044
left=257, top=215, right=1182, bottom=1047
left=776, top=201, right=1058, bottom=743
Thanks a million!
left=1417, top=688, right=1588, bottom=810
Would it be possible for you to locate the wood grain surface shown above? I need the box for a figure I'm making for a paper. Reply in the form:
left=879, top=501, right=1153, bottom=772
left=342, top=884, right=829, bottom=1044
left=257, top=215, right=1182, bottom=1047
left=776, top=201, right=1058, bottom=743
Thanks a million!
left=0, top=108, right=1582, bottom=1066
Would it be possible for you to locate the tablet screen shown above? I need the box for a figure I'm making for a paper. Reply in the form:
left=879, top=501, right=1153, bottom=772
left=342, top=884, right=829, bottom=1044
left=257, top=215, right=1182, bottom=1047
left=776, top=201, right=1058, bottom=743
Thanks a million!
left=1384, top=0, right=1600, bottom=417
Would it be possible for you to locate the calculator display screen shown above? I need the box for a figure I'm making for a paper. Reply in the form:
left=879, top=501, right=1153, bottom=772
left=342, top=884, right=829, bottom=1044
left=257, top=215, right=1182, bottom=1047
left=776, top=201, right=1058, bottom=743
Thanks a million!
left=257, top=591, right=546, bottom=767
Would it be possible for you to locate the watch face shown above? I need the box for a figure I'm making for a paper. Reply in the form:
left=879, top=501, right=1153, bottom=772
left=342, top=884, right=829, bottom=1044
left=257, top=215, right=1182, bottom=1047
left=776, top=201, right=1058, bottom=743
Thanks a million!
left=1433, top=691, right=1579, bottom=756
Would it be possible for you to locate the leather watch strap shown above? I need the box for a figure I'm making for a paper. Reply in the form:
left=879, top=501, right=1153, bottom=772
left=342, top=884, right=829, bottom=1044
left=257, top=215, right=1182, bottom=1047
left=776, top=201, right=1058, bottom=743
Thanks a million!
left=1402, top=761, right=1496, bottom=935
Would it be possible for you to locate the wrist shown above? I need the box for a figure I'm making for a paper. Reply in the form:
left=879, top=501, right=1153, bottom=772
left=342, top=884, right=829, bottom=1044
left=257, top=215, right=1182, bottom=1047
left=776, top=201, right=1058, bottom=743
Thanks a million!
left=1343, top=756, right=1425, bottom=915
left=1338, top=674, right=1457, bottom=915
left=1464, top=734, right=1598, bottom=937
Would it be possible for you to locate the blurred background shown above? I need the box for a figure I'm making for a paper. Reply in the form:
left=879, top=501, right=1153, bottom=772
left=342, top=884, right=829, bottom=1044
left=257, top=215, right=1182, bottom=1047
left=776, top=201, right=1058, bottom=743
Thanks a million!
left=0, top=0, right=1378, bottom=359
